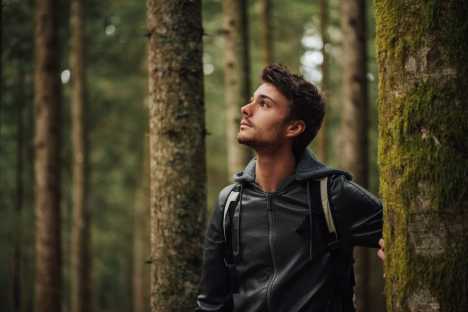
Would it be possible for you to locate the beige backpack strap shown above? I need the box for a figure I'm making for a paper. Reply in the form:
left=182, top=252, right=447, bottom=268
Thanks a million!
left=320, top=177, right=337, bottom=238
left=223, top=189, right=240, bottom=241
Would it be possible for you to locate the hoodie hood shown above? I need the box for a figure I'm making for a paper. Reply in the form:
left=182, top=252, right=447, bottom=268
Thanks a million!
left=233, top=149, right=352, bottom=183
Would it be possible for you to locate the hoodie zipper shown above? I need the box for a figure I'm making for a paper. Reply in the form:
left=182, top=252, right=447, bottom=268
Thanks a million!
left=265, top=192, right=277, bottom=312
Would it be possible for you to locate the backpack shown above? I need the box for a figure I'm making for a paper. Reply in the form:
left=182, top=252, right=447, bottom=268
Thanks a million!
left=221, top=176, right=355, bottom=311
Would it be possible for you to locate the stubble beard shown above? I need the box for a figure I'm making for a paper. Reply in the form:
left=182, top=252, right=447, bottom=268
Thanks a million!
left=237, top=131, right=256, bottom=147
left=237, top=130, right=279, bottom=152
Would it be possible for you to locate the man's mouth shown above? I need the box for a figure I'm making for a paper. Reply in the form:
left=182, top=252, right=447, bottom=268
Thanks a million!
left=240, top=119, right=253, bottom=128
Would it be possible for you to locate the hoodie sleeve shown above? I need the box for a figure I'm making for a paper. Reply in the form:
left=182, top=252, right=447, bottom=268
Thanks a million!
left=329, top=175, right=383, bottom=248
left=196, top=186, right=234, bottom=312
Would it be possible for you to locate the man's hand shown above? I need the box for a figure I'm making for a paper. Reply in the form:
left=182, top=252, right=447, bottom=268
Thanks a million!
left=377, top=238, right=385, bottom=261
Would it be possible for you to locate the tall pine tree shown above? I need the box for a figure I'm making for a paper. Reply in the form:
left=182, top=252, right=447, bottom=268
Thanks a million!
left=34, top=0, right=62, bottom=311
left=340, top=1, right=379, bottom=311
left=260, top=0, right=273, bottom=66
left=316, top=0, right=329, bottom=162
left=147, top=1, right=206, bottom=310
left=224, top=0, right=251, bottom=177
left=70, top=0, right=91, bottom=311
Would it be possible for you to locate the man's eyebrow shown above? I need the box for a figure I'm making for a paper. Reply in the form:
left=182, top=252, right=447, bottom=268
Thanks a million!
left=257, top=94, right=277, bottom=105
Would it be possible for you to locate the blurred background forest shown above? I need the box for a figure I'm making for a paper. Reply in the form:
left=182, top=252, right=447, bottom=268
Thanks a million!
left=1, top=0, right=383, bottom=311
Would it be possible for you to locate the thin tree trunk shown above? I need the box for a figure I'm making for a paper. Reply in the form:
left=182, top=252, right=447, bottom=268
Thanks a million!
left=132, top=185, right=146, bottom=312
left=260, top=0, right=273, bottom=66
left=224, top=0, right=251, bottom=177
left=34, top=0, right=62, bottom=311
left=316, top=0, right=329, bottom=162
left=147, top=1, right=206, bottom=311
left=133, top=136, right=149, bottom=312
left=340, top=0, right=368, bottom=186
left=240, top=0, right=251, bottom=104
left=25, top=70, right=35, bottom=312
left=0, top=0, right=3, bottom=126
left=70, top=0, right=90, bottom=311
left=13, top=63, right=25, bottom=312
left=340, top=1, right=372, bottom=311
left=375, top=1, right=468, bottom=311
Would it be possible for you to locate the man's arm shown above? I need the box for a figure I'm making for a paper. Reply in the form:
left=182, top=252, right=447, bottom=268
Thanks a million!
left=196, top=187, right=234, bottom=312
left=330, top=175, right=383, bottom=248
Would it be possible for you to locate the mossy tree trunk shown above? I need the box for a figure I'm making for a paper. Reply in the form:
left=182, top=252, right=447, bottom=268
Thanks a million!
left=260, top=0, right=273, bottom=66
left=70, top=0, right=91, bottom=311
left=34, top=0, right=62, bottom=311
left=340, top=1, right=378, bottom=312
left=375, top=1, right=468, bottom=311
left=316, top=0, right=329, bottom=162
left=147, top=1, right=206, bottom=311
left=224, top=0, right=251, bottom=177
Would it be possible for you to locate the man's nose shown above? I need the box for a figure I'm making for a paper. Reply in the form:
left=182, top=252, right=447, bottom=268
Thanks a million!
left=241, top=100, right=253, bottom=116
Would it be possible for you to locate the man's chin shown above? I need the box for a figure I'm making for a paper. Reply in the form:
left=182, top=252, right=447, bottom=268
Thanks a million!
left=237, top=134, right=255, bottom=147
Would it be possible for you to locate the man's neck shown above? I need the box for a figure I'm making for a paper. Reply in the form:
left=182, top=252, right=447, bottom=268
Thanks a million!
left=255, top=146, right=296, bottom=193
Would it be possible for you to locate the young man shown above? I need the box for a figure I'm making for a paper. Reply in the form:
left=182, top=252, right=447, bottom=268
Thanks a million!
left=197, top=64, right=384, bottom=312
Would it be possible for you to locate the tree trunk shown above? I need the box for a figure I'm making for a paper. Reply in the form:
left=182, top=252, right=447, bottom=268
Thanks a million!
left=340, top=1, right=374, bottom=312
left=260, top=0, right=273, bottom=66
left=224, top=0, right=251, bottom=177
left=70, top=0, right=91, bottom=312
left=0, top=0, right=3, bottom=114
left=316, top=0, right=329, bottom=162
left=375, top=1, right=468, bottom=311
left=340, top=0, right=368, bottom=186
left=133, top=137, right=149, bottom=312
left=13, top=63, right=25, bottom=312
left=34, top=0, right=62, bottom=311
left=147, top=1, right=206, bottom=311
left=25, top=70, right=35, bottom=312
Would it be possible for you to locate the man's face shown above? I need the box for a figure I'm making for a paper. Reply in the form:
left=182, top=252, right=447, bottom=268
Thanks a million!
left=237, top=82, right=293, bottom=149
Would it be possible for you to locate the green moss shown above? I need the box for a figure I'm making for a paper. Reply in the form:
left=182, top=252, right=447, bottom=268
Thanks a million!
left=411, top=242, right=468, bottom=311
left=376, top=1, right=468, bottom=310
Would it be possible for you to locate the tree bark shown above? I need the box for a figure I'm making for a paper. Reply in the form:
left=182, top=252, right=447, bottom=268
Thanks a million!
left=133, top=137, right=149, bottom=312
left=340, top=0, right=368, bottom=186
left=34, top=0, right=62, bottom=311
left=224, top=0, right=251, bottom=177
left=147, top=1, right=206, bottom=311
left=375, top=1, right=468, bottom=311
left=0, top=0, right=3, bottom=116
left=260, top=0, right=273, bottom=66
left=340, top=1, right=374, bottom=311
left=316, top=0, right=329, bottom=162
left=70, top=0, right=91, bottom=312
left=13, top=63, right=25, bottom=312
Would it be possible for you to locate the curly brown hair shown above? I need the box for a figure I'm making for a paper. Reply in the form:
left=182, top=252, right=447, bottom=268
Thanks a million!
left=261, top=64, right=325, bottom=159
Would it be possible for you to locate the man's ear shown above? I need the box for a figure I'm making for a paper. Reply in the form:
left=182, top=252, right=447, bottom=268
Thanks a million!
left=285, top=120, right=305, bottom=139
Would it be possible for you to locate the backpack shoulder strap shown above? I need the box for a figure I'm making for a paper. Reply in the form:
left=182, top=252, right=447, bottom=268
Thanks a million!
left=320, top=176, right=337, bottom=240
left=220, top=183, right=243, bottom=293
left=319, top=175, right=355, bottom=311
left=221, top=184, right=241, bottom=242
